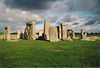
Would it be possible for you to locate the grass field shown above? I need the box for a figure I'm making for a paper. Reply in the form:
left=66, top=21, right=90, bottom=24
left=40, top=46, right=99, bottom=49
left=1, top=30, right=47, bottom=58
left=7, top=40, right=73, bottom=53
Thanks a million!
left=0, top=39, right=100, bottom=67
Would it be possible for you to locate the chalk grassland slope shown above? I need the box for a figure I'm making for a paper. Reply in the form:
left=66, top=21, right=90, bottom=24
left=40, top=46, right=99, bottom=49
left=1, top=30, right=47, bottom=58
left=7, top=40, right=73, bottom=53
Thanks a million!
left=0, top=39, right=100, bottom=67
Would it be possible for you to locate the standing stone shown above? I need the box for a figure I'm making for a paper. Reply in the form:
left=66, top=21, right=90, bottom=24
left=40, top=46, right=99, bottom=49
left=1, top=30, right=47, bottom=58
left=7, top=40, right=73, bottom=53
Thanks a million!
left=16, top=30, right=21, bottom=40
left=57, top=26, right=61, bottom=40
left=84, top=32, right=87, bottom=39
left=4, top=26, right=11, bottom=40
left=36, top=33, right=39, bottom=39
left=49, top=27, right=58, bottom=42
left=20, top=30, right=24, bottom=39
left=61, top=22, right=67, bottom=40
left=44, top=20, right=50, bottom=40
left=72, top=30, right=75, bottom=39
left=24, top=21, right=36, bottom=40
left=67, top=30, right=71, bottom=38
left=38, top=30, right=44, bottom=37
left=83, top=32, right=87, bottom=39
left=80, top=29, right=84, bottom=39
left=80, top=29, right=87, bottom=40
left=67, top=29, right=73, bottom=41
left=36, top=30, right=44, bottom=40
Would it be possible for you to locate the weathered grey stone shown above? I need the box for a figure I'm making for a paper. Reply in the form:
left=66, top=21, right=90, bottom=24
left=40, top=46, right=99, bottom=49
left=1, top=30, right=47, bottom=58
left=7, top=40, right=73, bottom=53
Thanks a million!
left=82, top=32, right=87, bottom=39
left=67, top=29, right=73, bottom=41
left=3, top=26, right=11, bottom=40
left=61, top=22, right=67, bottom=40
left=20, top=30, right=24, bottom=39
left=56, top=26, right=61, bottom=40
left=67, top=36, right=73, bottom=41
left=72, top=29, right=75, bottom=39
left=49, top=27, right=58, bottom=42
left=36, top=30, right=44, bottom=40
left=44, top=20, right=50, bottom=40
left=80, top=29, right=87, bottom=40
left=24, top=21, right=36, bottom=40
left=38, top=30, right=44, bottom=37
left=16, top=30, right=21, bottom=39
left=80, top=29, right=84, bottom=39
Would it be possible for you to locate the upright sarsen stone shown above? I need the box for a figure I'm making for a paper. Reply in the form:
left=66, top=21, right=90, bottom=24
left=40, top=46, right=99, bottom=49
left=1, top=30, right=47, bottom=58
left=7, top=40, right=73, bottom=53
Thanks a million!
left=82, top=32, right=87, bottom=39
left=49, top=27, right=58, bottom=42
left=80, top=29, right=84, bottom=39
left=61, top=22, right=67, bottom=40
left=20, top=30, right=24, bottom=39
left=57, top=26, right=61, bottom=40
left=24, top=21, right=36, bottom=40
left=4, top=26, right=11, bottom=40
left=84, top=32, right=87, bottom=39
left=72, top=29, right=75, bottom=39
left=44, top=20, right=50, bottom=40
left=16, top=30, right=21, bottom=40
left=67, top=29, right=73, bottom=41
left=80, top=29, right=87, bottom=40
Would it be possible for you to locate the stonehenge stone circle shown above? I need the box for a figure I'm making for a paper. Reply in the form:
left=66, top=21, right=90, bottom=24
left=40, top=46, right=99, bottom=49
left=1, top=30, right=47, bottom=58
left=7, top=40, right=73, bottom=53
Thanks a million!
left=2, top=19, right=92, bottom=42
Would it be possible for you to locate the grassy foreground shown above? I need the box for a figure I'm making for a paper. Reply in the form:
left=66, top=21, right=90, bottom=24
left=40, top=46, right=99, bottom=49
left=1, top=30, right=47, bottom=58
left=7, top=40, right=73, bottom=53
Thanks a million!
left=0, top=40, right=100, bottom=67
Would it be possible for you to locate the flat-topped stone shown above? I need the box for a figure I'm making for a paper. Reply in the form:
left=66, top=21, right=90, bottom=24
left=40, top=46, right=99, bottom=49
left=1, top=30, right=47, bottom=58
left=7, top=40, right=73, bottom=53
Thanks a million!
left=49, top=27, right=59, bottom=42
left=24, top=21, right=36, bottom=40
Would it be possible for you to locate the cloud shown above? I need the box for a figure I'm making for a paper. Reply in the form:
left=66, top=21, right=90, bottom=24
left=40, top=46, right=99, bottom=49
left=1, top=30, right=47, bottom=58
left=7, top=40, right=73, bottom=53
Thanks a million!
left=69, top=0, right=100, bottom=14
left=73, top=24, right=100, bottom=33
left=84, top=15, right=100, bottom=25
left=0, top=0, right=100, bottom=33
left=4, top=0, right=100, bottom=13
left=0, top=0, right=45, bottom=23
left=4, top=0, right=60, bottom=10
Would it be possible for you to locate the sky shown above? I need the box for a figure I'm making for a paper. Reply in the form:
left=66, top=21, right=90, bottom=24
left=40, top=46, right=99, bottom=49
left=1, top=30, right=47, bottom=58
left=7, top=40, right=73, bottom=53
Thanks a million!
left=0, top=0, right=100, bottom=33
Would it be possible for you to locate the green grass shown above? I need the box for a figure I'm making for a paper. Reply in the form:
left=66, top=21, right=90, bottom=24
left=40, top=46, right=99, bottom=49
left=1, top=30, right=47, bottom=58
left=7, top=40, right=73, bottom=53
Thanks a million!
left=0, top=40, right=100, bottom=67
